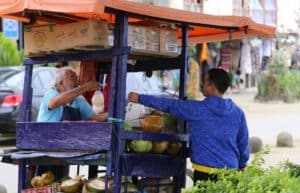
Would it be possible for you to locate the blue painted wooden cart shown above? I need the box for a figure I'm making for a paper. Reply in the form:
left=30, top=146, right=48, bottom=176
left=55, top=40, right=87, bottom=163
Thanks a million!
left=0, top=1, right=275, bottom=193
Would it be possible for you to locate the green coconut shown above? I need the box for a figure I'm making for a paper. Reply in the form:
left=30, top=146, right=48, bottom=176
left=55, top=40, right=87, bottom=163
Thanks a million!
left=130, top=140, right=152, bottom=153
left=161, top=113, right=177, bottom=131
left=86, top=178, right=106, bottom=193
left=61, top=179, right=82, bottom=193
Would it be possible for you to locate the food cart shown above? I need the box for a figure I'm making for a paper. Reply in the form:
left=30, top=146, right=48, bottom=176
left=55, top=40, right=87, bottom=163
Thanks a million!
left=0, top=1, right=275, bottom=193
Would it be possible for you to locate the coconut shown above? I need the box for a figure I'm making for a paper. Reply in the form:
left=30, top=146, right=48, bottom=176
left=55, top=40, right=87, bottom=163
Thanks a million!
left=130, top=140, right=153, bottom=153
left=161, top=113, right=177, bottom=131
left=152, top=141, right=169, bottom=154
left=166, top=142, right=182, bottom=156
left=61, top=179, right=83, bottom=193
left=140, top=115, right=164, bottom=133
left=86, top=178, right=106, bottom=193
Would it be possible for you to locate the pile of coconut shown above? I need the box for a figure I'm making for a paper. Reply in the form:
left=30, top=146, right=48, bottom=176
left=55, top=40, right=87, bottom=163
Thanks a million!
left=125, top=112, right=182, bottom=155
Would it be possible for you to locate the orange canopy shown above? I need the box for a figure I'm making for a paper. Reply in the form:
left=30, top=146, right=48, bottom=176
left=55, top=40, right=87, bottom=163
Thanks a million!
left=0, top=0, right=276, bottom=43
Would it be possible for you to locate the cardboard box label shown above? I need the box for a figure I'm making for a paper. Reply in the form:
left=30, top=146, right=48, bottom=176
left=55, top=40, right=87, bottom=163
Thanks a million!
left=160, top=29, right=178, bottom=53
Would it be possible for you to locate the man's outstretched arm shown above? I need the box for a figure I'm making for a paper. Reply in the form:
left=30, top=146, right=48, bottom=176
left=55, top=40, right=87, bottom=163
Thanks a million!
left=48, top=81, right=100, bottom=109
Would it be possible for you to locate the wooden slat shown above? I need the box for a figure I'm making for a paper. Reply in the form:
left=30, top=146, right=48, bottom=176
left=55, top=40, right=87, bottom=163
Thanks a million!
left=16, top=122, right=112, bottom=151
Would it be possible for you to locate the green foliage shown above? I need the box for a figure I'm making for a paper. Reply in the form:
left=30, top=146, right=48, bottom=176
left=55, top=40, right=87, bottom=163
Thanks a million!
left=183, top=146, right=300, bottom=193
left=256, top=50, right=300, bottom=102
left=0, top=33, right=23, bottom=66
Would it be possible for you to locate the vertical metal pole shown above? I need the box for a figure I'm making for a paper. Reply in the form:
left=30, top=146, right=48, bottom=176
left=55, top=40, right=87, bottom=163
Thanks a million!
left=179, top=24, right=189, bottom=100
left=18, top=22, right=24, bottom=51
left=18, top=65, right=33, bottom=192
left=174, top=24, right=189, bottom=193
left=105, top=13, right=122, bottom=192
left=18, top=160, right=26, bottom=193
left=108, top=10, right=121, bottom=178
left=18, top=21, right=33, bottom=192
left=20, top=64, right=33, bottom=122
left=113, top=13, right=128, bottom=193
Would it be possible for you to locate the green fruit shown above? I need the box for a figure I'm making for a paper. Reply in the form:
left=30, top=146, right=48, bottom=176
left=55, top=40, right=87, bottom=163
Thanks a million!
left=130, top=140, right=153, bottom=153
left=162, top=113, right=177, bottom=131
left=86, top=178, right=105, bottom=193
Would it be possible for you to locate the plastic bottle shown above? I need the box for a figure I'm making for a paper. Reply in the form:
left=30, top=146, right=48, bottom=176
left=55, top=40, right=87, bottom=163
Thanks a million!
left=91, top=90, right=104, bottom=114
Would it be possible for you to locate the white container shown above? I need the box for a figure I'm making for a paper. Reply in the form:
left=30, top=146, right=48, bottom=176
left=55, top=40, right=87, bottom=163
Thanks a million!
left=91, top=90, right=104, bottom=114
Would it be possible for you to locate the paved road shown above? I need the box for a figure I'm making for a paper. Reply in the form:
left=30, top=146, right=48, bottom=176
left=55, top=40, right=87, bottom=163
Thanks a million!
left=1, top=88, right=300, bottom=192
left=227, top=88, right=300, bottom=144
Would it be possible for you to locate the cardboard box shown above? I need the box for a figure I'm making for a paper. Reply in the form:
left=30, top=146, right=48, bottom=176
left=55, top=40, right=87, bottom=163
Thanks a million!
left=56, top=20, right=114, bottom=50
left=24, top=25, right=57, bottom=56
left=160, top=28, right=178, bottom=54
left=21, top=183, right=61, bottom=193
left=128, top=25, right=147, bottom=51
left=146, top=27, right=160, bottom=53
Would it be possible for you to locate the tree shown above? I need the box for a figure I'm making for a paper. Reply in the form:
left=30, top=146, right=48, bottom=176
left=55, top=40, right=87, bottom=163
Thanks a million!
left=0, top=33, right=23, bottom=66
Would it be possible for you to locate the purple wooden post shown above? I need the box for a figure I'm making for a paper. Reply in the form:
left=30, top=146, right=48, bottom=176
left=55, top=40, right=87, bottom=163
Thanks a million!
left=18, top=160, right=26, bottom=193
left=20, top=64, right=33, bottom=122
left=18, top=63, right=33, bottom=193
left=108, top=11, right=121, bottom=178
left=174, top=24, right=189, bottom=193
left=113, top=13, right=128, bottom=193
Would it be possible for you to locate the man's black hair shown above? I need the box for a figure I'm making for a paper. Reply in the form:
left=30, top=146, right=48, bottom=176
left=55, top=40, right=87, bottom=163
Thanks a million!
left=207, top=68, right=230, bottom=94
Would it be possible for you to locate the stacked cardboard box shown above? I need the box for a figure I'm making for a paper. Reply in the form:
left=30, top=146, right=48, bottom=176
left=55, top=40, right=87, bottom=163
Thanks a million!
left=24, top=20, right=178, bottom=57
left=160, top=28, right=178, bottom=54
left=128, top=25, right=147, bottom=51
left=129, top=24, right=178, bottom=56
left=24, top=24, right=57, bottom=56
left=56, top=20, right=114, bottom=50
left=146, top=27, right=160, bottom=53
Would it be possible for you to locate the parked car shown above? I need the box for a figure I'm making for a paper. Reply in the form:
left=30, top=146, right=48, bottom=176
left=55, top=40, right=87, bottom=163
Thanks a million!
left=0, top=66, right=23, bottom=80
left=0, top=66, right=57, bottom=133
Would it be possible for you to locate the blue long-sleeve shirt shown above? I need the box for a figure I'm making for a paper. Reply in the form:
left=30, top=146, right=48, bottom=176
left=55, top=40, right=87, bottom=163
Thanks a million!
left=139, top=95, right=249, bottom=169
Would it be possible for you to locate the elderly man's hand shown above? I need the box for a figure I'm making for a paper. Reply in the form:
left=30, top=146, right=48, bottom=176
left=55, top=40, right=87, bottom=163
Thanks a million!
left=84, top=81, right=101, bottom=91
left=128, top=92, right=140, bottom=103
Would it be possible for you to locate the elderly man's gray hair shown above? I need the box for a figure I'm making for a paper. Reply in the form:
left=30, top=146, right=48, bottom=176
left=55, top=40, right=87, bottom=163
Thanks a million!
left=55, top=67, right=76, bottom=87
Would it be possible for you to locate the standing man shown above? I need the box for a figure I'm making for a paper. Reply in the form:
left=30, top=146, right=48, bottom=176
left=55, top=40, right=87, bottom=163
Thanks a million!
left=128, top=68, right=249, bottom=183
left=37, top=66, right=108, bottom=122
